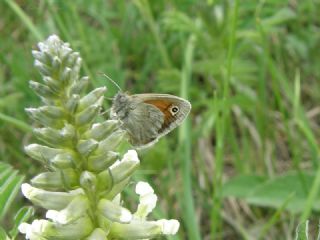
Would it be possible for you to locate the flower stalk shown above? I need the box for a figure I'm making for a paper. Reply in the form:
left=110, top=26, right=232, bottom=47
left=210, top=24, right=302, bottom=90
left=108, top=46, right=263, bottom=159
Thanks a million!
left=19, top=35, right=179, bottom=239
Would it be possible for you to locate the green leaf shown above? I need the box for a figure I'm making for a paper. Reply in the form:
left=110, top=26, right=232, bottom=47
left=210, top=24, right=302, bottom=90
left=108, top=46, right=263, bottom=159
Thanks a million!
left=222, top=175, right=266, bottom=198
left=9, top=206, right=34, bottom=238
left=261, top=8, right=296, bottom=28
left=0, top=162, right=25, bottom=220
left=295, top=221, right=309, bottom=240
left=0, top=226, right=9, bottom=240
left=223, top=172, right=320, bottom=213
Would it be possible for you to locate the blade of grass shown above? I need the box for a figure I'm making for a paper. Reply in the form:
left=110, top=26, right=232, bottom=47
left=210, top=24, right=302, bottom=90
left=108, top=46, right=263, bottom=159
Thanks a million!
left=300, top=162, right=320, bottom=223
left=0, top=112, right=32, bottom=133
left=259, top=28, right=320, bottom=223
left=256, top=12, right=308, bottom=192
left=5, top=0, right=43, bottom=41
left=46, top=0, right=93, bottom=84
left=9, top=206, right=35, bottom=239
left=133, top=0, right=172, bottom=68
left=221, top=210, right=254, bottom=240
left=257, top=20, right=320, bottom=223
left=178, top=34, right=201, bottom=240
left=258, top=192, right=295, bottom=239
left=211, top=0, right=238, bottom=238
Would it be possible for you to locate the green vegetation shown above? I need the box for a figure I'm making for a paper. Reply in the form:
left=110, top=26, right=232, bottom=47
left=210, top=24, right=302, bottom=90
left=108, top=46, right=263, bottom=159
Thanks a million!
left=1, top=0, right=320, bottom=239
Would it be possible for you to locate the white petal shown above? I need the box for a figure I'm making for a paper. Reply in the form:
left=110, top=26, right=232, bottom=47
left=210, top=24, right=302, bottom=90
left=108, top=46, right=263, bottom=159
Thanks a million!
left=140, top=193, right=157, bottom=212
left=21, top=183, right=33, bottom=198
left=120, top=209, right=133, bottom=222
left=47, top=34, right=60, bottom=42
left=18, top=222, right=29, bottom=234
left=110, top=160, right=121, bottom=169
left=157, top=219, right=180, bottom=235
left=122, top=150, right=139, bottom=163
left=46, top=210, right=59, bottom=221
left=136, top=181, right=154, bottom=196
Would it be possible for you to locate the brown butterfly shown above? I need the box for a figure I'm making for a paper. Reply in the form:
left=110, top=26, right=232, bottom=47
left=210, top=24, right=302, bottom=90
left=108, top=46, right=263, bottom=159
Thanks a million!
left=110, top=92, right=191, bottom=148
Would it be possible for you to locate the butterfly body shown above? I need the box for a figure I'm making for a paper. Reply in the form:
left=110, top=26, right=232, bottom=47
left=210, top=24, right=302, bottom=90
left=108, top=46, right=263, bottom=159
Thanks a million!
left=111, top=92, right=191, bottom=148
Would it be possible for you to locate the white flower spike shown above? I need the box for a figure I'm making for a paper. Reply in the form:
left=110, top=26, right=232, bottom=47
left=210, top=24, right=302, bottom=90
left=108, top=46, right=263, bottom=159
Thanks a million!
left=21, top=35, right=180, bottom=239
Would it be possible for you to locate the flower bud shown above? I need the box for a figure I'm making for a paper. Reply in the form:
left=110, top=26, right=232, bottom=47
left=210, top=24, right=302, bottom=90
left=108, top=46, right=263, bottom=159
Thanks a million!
left=46, top=195, right=89, bottom=224
left=88, top=151, right=119, bottom=172
left=97, top=214, right=112, bottom=232
left=80, top=171, right=97, bottom=192
left=78, top=87, right=107, bottom=111
left=60, top=124, right=76, bottom=138
left=105, top=176, right=130, bottom=200
left=74, top=57, right=82, bottom=70
left=77, top=139, right=98, bottom=156
left=61, top=67, right=71, bottom=83
left=52, top=56, right=61, bottom=73
left=84, top=120, right=120, bottom=141
left=98, top=199, right=132, bottom=223
left=19, top=216, right=94, bottom=240
left=69, top=76, right=89, bottom=95
left=34, top=60, right=51, bottom=76
left=39, top=106, right=65, bottom=118
left=33, top=125, right=74, bottom=147
left=65, top=94, right=80, bottom=113
left=65, top=52, right=80, bottom=68
left=21, top=184, right=84, bottom=210
left=30, top=169, right=78, bottom=190
left=110, top=219, right=179, bottom=239
left=96, top=169, right=113, bottom=193
left=75, top=105, right=100, bottom=126
left=110, top=150, right=140, bottom=184
left=59, top=46, right=72, bottom=61
left=32, top=50, right=51, bottom=65
left=24, top=144, right=63, bottom=164
left=85, top=228, right=107, bottom=240
left=94, top=130, right=127, bottom=155
left=29, top=81, right=56, bottom=98
left=50, top=152, right=77, bottom=169
left=25, top=108, right=62, bottom=127
left=43, top=76, right=61, bottom=92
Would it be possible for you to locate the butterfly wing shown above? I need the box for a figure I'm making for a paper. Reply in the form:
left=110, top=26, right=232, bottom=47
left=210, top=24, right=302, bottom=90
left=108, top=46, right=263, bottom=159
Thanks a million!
left=122, top=101, right=165, bottom=147
left=131, top=94, right=191, bottom=139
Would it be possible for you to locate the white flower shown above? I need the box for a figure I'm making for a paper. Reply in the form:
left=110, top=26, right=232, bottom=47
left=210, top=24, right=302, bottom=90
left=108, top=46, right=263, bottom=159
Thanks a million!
left=110, top=160, right=121, bottom=169
left=136, top=181, right=154, bottom=195
left=122, top=149, right=139, bottom=163
left=46, top=195, right=89, bottom=224
left=156, top=219, right=180, bottom=235
left=98, top=199, right=133, bottom=223
left=21, top=183, right=33, bottom=198
left=135, top=182, right=158, bottom=219
left=110, top=150, right=139, bottom=170
left=21, top=183, right=85, bottom=211
left=18, top=219, right=49, bottom=240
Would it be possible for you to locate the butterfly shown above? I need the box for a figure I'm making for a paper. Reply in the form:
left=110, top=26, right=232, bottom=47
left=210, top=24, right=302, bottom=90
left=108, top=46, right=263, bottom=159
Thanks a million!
left=110, top=91, right=191, bottom=148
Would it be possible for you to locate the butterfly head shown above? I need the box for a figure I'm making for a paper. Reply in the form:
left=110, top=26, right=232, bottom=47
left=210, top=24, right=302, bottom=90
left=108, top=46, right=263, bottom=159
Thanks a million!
left=111, top=92, right=134, bottom=119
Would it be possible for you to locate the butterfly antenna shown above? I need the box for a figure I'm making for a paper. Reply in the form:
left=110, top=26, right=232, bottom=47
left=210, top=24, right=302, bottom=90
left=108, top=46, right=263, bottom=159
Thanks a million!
left=100, top=73, right=122, bottom=92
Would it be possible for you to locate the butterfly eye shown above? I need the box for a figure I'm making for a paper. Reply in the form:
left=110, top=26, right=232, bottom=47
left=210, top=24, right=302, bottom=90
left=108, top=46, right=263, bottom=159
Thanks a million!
left=169, top=105, right=179, bottom=115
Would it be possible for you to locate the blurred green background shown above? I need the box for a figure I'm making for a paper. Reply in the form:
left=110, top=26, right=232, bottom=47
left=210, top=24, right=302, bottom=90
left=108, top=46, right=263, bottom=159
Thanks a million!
left=1, top=0, right=320, bottom=239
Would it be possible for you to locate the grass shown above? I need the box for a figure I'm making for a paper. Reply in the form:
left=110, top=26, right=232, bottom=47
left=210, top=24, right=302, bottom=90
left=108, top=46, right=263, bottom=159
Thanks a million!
left=1, top=0, right=320, bottom=239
